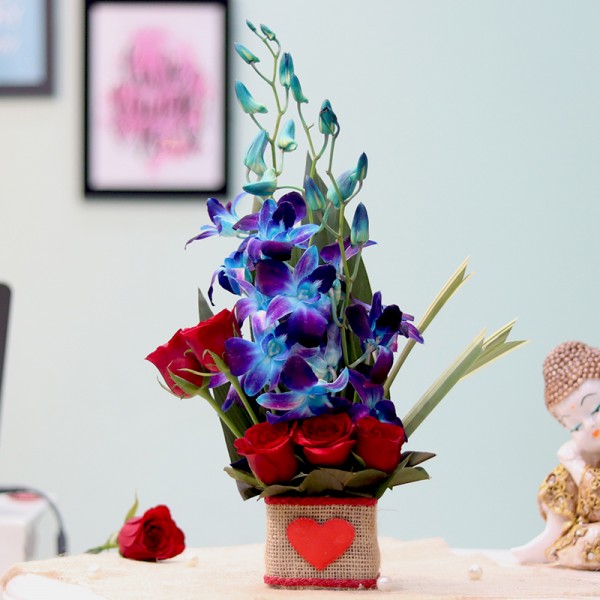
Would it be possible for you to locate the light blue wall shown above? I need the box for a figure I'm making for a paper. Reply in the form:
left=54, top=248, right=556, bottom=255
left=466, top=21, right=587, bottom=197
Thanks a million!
left=0, top=1, right=598, bottom=554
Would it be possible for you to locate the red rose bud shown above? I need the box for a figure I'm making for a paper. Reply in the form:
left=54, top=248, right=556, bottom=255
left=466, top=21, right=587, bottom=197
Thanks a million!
left=294, top=413, right=355, bottom=467
left=181, top=309, right=239, bottom=373
left=118, top=505, right=185, bottom=561
left=234, top=422, right=298, bottom=485
left=355, top=416, right=406, bottom=473
left=146, top=330, right=205, bottom=397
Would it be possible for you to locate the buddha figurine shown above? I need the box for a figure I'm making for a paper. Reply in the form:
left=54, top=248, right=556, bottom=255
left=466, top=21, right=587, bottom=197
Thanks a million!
left=512, top=341, right=600, bottom=569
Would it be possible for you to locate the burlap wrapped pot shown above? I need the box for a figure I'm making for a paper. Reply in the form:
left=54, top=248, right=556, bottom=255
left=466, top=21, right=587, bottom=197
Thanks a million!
left=264, top=496, right=380, bottom=589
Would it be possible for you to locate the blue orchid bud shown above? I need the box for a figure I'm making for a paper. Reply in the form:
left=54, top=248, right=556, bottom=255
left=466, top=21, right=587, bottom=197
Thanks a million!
left=246, top=20, right=257, bottom=32
left=332, top=278, right=342, bottom=305
left=235, top=81, right=268, bottom=114
left=350, top=202, right=369, bottom=246
left=304, top=176, right=325, bottom=211
left=356, top=152, right=368, bottom=182
left=234, top=43, right=260, bottom=65
left=290, top=75, right=308, bottom=104
left=326, top=169, right=357, bottom=208
left=277, top=120, right=297, bottom=152
left=279, top=53, right=294, bottom=88
left=243, top=168, right=277, bottom=197
left=260, top=24, right=277, bottom=41
left=319, top=99, right=338, bottom=135
left=244, top=129, right=269, bottom=175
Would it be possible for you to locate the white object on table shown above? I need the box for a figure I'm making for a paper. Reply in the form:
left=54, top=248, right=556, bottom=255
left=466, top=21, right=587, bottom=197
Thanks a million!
left=4, top=574, right=107, bottom=600
left=0, top=496, right=50, bottom=577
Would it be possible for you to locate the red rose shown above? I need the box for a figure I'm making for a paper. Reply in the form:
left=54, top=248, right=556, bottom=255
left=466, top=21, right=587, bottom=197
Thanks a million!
left=234, top=422, right=298, bottom=485
left=294, top=413, right=355, bottom=467
left=181, top=309, right=239, bottom=372
left=355, top=416, right=406, bottom=473
left=118, top=505, right=185, bottom=561
left=145, top=330, right=206, bottom=397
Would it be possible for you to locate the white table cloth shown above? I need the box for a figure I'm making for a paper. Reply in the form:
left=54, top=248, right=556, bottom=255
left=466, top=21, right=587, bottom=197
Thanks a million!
left=2, top=538, right=599, bottom=599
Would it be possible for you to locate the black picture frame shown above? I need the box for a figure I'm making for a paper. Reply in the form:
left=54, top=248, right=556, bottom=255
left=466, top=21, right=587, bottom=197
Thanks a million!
left=0, top=0, right=53, bottom=96
left=84, top=0, right=228, bottom=198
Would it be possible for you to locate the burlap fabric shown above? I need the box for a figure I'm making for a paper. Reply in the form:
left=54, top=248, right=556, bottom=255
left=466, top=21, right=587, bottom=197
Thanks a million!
left=263, top=496, right=379, bottom=588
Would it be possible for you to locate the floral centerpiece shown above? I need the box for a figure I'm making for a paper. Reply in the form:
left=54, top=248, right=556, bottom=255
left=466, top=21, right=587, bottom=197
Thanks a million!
left=146, top=21, right=524, bottom=590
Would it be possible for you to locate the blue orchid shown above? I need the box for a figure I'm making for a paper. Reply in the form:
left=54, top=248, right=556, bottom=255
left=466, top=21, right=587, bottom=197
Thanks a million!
left=320, top=237, right=375, bottom=273
left=235, top=80, right=268, bottom=114
left=244, top=129, right=269, bottom=176
left=346, top=291, right=424, bottom=352
left=256, top=246, right=336, bottom=347
left=347, top=347, right=403, bottom=426
left=242, top=168, right=277, bottom=197
left=225, top=313, right=290, bottom=397
left=258, top=355, right=349, bottom=422
left=207, top=242, right=252, bottom=304
left=185, top=194, right=249, bottom=247
left=296, top=323, right=342, bottom=381
left=243, top=193, right=318, bottom=262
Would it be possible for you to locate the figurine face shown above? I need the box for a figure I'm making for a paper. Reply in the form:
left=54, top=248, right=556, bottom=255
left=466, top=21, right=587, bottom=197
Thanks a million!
left=553, top=379, right=600, bottom=454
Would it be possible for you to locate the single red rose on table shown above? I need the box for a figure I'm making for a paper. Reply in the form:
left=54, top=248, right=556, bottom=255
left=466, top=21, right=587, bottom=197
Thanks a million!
left=234, top=422, right=298, bottom=485
left=118, top=505, right=185, bottom=561
left=294, top=413, right=356, bottom=467
left=181, top=309, right=239, bottom=372
left=355, top=415, right=407, bottom=473
left=145, top=329, right=206, bottom=397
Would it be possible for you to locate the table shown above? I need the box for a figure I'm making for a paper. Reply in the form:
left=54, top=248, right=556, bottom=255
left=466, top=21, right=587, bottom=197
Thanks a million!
left=1, top=538, right=599, bottom=599
left=0, top=495, right=50, bottom=577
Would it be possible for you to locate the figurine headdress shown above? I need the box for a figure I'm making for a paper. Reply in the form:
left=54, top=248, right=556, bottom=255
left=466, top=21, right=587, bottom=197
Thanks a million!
left=543, top=341, right=600, bottom=408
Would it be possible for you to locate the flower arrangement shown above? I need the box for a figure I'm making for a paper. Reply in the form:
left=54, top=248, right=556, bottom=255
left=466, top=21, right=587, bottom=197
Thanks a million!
left=146, top=21, right=524, bottom=501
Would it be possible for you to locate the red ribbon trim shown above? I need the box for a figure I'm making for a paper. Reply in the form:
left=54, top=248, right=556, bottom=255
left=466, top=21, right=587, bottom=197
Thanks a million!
left=264, top=496, right=377, bottom=506
left=264, top=575, right=378, bottom=589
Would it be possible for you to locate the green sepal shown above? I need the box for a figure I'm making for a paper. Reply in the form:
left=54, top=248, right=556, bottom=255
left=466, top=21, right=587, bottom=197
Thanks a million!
left=203, top=350, right=230, bottom=376
left=169, top=372, right=208, bottom=397
left=123, top=495, right=139, bottom=523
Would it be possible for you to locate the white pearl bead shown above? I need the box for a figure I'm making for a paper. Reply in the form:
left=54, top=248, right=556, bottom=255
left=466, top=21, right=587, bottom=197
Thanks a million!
left=377, top=575, right=393, bottom=591
left=185, top=554, right=199, bottom=568
left=468, top=563, right=483, bottom=580
left=87, top=564, right=101, bottom=579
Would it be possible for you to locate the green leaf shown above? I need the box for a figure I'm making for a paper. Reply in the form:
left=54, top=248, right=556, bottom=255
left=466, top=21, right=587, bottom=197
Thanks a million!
left=403, top=331, right=485, bottom=438
left=343, top=469, right=388, bottom=489
left=224, top=466, right=265, bottom=489
left=298, top=469, right=346, bottom=494
left=384, top=258, right=471, bottom=395
left=197, top=288, right=214, bottom=321
left=399, top=451, right=436, bottom=468
left=375, top=466, right=430, bottom=498
left=260, top=484, right=304, bottom=498
left=462, top=320, right=527, bottom=378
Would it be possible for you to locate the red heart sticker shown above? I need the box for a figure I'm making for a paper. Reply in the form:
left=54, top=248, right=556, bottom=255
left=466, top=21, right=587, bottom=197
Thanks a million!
left=286, top=518, right=355, bottom=570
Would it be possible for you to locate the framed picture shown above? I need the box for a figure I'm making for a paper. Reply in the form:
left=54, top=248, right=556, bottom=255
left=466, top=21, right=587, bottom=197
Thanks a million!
left=0, top=0, right=53, bottom=95
left=84, top=0, right=228, bottom=198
